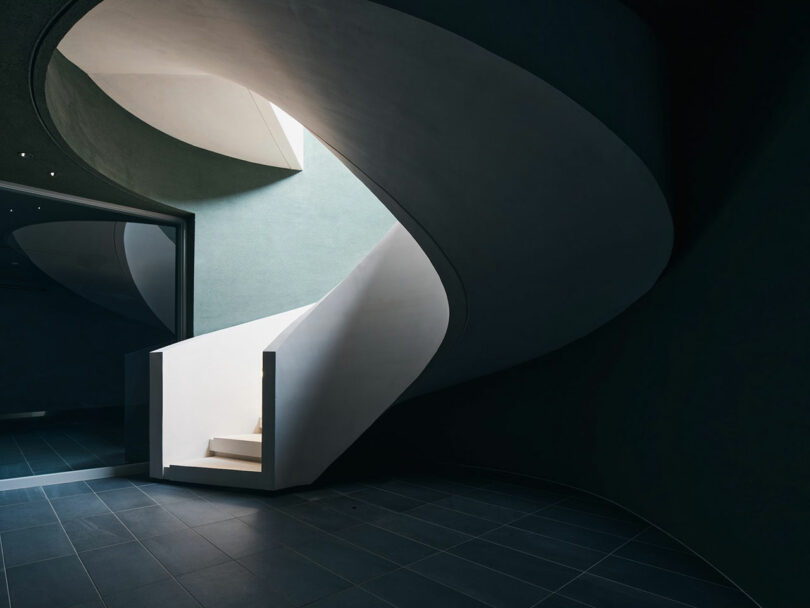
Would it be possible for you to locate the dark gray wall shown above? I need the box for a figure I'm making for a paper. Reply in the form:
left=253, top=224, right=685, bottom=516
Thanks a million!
left=0, top=262, right=173, bottom=415
left=332, top=17, right=810, bottom=606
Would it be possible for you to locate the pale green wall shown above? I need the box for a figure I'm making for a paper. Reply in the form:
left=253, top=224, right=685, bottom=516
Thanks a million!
left=173, top=133, right=395, bottom=334
left=45, top=52, right=395, bottom=335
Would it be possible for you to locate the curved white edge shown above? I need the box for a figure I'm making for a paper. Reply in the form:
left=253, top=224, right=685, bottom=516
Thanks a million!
left=123, top=223, right=176, bottom=332
left=265, top=223, right=450, bottom=489
left=12, top=220, right=164, bottom=328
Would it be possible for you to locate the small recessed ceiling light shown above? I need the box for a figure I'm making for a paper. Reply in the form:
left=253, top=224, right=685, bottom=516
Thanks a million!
left=49, top=171, right=55, bottom=177
left=19, top=152, right=26, bottom=158
left=8, top=209, right=13, bottom=213
left=36, top=206, right=41, bottom=210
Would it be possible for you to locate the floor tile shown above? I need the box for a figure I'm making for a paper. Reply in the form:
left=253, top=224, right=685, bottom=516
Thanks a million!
left=319, top=495, right=391, bottom=523
left=539, top=505, right=646, bottom=538
left=239, top=508, right=321, bottom=547
left=452, top=488, right=543, bottom=513
left=336, top=523, right=437, bottom=565
left=0, top=462, right=32, bottom=479
left=164, top=498, right=232, bottom=527
left=86, top=479, right=133, bottom=492
left=590, top=556, right=752, bottom=607
left=373, top=513, right=471, bottom=549
left=293, top=488, right=342, bottom=502
left=328, top=481, right=369, bottom=495
left=264, top=492, right=308, bottom=508
left=97, top=487, right=156, bottom=512
left=482, top=525, right=606, bottom=570
left=433, top=495, right=527, bottom=524
left=6, top=555, right=98, bottom=608
left=372, top=479, right=448, bottom=502
left=307, top=586, right=392, bottom=608
left=63, top=601, right=104, bottom=608
left=194, top=517, right=280, bottom=558
left=43, top=482, right=92, bottom=499
left=239, top=546, right=351, bottom=605
left=511, top=515, right=628, bottom=552
left=80, top=541, right=169, bottom=596
left=116, top=505, right=188, bottom=539
left=559, top=573, right=691, bottom=608
left=405, top=503, right=500, bottom=535
left=62, top=513, right=134, bottom=552
left=192, top=490, right=265, bottom=517
left=615, top=540, right=731, bottom=585
left=0, top=487, right=46, bottom=507
left=352, top=488, right=423, bottom=512
left=0, top=499, right=56, bottom=531
left=558, top=495, right=643, bottom=524
left=105, top=578, right=199, bottom=608
left=364, top=568, right=490, bottom=608
left=50, top=494, right=110, bottom=522
left=295, top=536, right=398, bottom=583
left=1, top=522, right=73, bottom=567
left=450, top=539, right=580, bottom=590
left=142, top=528, right=230, bottom=575
left=536, top=593, right=591, bottom=607
left=633, top=528, right=689, bottom=553
left=138, top=483, right=197, bottom=505
left=178, top=560, right=291, bottom=608
left=410, top=551, right=550, bottom=608
left=28, top=459, right=71, bottom=475
left=279, top=501, right=362, bottom=532
left=483, top=481, right=570, bottom=504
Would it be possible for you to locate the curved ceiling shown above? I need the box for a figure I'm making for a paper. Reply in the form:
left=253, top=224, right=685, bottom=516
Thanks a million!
left=57, top=19, right=304, bottom=170
left=12, top=220, right=175, bottom=331
left=41, top=0, right=672, bottom=396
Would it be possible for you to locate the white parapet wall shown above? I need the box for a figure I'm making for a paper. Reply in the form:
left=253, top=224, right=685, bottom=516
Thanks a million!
left=150, top=223, right=448, bottom=490
left=265, top=223, right=449, bottom=489
left=149, top=305, right=312, bottom=479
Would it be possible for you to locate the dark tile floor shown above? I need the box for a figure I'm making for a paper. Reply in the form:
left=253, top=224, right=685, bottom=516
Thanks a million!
left=0, top=410, right=126, bottom=479
left=0, top=469, right=756, bottom=608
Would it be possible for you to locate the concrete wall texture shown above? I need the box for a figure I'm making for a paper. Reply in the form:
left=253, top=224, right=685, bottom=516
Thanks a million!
left=46, top=51, right=395, bottom=336
left=172, top=132, right=395, bottom=335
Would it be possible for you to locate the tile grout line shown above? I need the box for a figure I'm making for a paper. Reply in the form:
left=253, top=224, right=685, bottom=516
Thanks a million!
left=37, top=434, right=75, bottom=474
left=55, top=430, right=106, bottom=469
left=605, top=553, right=738, bottom=590
left=0, top=528, right=12, bottom=608
left=573, top=571, right=701, bottom=608
left=362, top=479, right=558, bottom=519
left=535, top=525, right=700, bottom=608
left=23, top=472, right=743, bottom=608
left=173, top=480, right=532, bottom=608
left=395, top=494, right=574, bottom=607
left=40, top=488, right=109, bottom=608
left=285, top=488, right=573, bottom=608
left=529, top=527, right=650, bottom=608
left=266, top=479, right=575, bottom=587
left=143, top=484, right=401, bottom=608
left=86, top=481, right=206, bottom=608
left=8, top=437, right=34, bottom=478
left=98, top=480, right=207, bottom=608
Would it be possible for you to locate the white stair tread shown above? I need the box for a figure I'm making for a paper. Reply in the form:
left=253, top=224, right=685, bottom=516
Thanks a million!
left=174, top=456, right=261, bottom=472
left=209, top=433, right=262, bottom=460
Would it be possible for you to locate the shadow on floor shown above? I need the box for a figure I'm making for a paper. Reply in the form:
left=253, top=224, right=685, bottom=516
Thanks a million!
left=0, top=467, right=756, bottom=608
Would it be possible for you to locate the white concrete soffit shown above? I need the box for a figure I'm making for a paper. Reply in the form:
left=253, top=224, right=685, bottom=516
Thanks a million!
left=57, top=11, right=304, bottom=170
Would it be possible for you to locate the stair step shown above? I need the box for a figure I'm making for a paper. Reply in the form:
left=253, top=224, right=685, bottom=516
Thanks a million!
left=209, top=433, right=262, bottom=461
left=172, top=456, right=261, bottom=473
